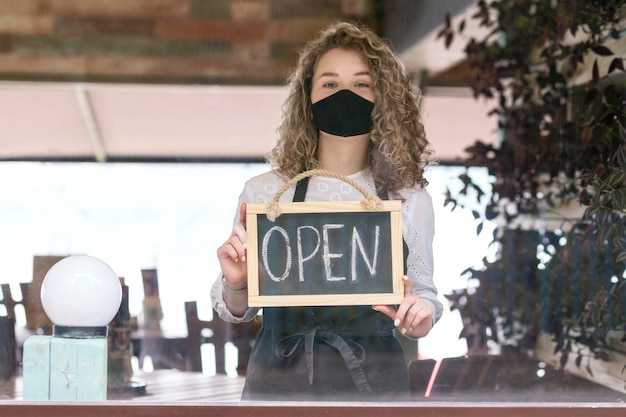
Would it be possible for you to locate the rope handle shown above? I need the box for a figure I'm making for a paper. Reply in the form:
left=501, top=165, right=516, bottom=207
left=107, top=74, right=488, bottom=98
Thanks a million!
left=266, top=169, right=383, bottom=221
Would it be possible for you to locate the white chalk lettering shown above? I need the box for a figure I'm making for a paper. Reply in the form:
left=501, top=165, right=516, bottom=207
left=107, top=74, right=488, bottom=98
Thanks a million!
left=260, top=219, right=384, bottom=286
left=262, top=226, right=291, bottom=282
left=351, top=225, right=380, bottom=281
left=322, top=224, right=345, bottom=282
left=296, top=225, right=320, bottom=282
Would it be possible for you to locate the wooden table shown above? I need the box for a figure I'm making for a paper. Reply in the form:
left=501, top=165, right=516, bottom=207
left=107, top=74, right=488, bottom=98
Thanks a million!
left=1, top=369, right=245, bottom=402
left=112, top=370, right=245, bottom=402
left=2, top=368, right=625, bottom=417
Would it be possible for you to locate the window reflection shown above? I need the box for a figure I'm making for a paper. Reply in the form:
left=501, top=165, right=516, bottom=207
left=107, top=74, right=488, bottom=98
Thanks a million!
left=1, top=162, right=624, bottom=403
left=1, top=162, right=486, bottom=350
left=0, top=162, right=268, bottom=336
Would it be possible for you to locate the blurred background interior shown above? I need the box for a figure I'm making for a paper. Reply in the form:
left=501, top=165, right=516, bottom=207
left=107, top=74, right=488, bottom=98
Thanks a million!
left=0, top=0, right=624, bottom=402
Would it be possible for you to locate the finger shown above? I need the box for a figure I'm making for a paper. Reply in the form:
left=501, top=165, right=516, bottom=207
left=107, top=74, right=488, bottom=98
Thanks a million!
left=217, top=241, right=241, bottom=263
left=394, top=275, right=411, bottom=320
left=406, top=303, right=433, bottom=337
left=402, top=274, right=411, bottom=296
left=409, top=304, right=429, bottom=329
left=394, top=301, right=411, bottom=334
left=228, top=225, right=247, bottom=262
left=232, top=222, right=248, bottom=245
left=371, top=304, right=396, bottom=320
left=239, top=203, right=247, bottom=230
left=406, top=302, right=423, bottom=327
left=232, top=203, right=248, bottom=258
left=373, top=276, right=410, bottom=326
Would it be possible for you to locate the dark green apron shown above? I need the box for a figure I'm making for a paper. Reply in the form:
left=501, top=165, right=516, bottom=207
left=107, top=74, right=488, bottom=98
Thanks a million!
left=241, top=177, right=410, bottom=401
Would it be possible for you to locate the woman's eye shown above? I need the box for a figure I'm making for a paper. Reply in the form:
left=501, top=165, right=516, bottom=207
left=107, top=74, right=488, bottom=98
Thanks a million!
left=323, top=82, right=337, bottom=88
left=355, top=82, right=370, bottom=88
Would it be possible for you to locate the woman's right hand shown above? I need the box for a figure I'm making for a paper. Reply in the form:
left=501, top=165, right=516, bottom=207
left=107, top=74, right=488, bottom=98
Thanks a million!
left=216, top=203, right=249, bottom=291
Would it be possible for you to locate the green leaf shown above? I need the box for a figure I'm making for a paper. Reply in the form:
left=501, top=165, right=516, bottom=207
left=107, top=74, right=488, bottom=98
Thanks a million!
left=595, top=208, right=612, bottom=226
left=445, top=32, right=454, bottom=49
left=591, top=45, right=614, bottom=56
left=609, top=189, right=626, bottom=211
left=592, top=60, right=600, bottom=84
left=614, top=227, right=626, bottom=248
left=608, top=57, right=624, bottom=73
left=617, top=144, right=626, bottom=168
left=606, top=169, right=625, bottom=188
left=436, top=13, right=452, bottom=40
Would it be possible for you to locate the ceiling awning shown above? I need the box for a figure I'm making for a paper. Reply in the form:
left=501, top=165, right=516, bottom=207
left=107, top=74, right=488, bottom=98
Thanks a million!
left=0, top=81, right=496, bottom=164
left=0, top=81, right=287, bottom=162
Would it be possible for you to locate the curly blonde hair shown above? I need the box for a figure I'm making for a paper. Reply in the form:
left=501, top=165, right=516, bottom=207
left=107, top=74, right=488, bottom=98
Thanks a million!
left=266, top=21, right=433, bottom=193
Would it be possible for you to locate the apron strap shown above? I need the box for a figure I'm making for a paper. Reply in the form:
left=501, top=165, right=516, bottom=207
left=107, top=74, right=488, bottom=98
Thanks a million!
left=293, top=176, right=310, bottom=202
left=279, top=175, right=407, bottom=392
left=274, top=327, right=373, bottom=392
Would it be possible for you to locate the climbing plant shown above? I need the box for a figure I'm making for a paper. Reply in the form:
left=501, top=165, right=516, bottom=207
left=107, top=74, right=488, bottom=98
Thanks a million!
left=437, top=0, right=625, bottom=374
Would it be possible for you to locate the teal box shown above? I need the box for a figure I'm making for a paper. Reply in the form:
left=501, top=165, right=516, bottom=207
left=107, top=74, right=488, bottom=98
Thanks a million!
left=23, top=335, right=108, bottom=401
left=50, top=337, right=108, bottom=400
left=23, top=336, right=52, bottom=400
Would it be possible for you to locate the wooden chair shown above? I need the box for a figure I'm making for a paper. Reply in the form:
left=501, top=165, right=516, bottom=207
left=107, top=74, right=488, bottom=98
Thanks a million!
left=0, top=315, right=17, bottom=380
left=184, top=301, right=260, bottom=375
left=0, top=283, right=33, bottom=375
left=408, top=358, right=437, bottom=397
left=0, top=283, right=28, bottom=323
left=184, top=301, right=230, bottom=374
left=27, top=256, right=66, bottom=334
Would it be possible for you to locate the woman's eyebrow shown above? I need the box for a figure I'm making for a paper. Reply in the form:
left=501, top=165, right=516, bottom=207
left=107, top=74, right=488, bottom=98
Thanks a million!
left=317, top=70, right=372, bottom=79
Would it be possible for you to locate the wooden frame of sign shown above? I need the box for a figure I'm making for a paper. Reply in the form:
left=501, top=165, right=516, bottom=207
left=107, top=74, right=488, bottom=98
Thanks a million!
left=246, top=200, right=404, bottom=307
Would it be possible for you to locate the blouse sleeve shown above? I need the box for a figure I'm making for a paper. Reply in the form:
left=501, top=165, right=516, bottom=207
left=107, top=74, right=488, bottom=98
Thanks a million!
left=211, top=183, right=262, bottom=323
left=211, top=273, right=260, bottom=323
left=399, top=186, right=443, bottom=324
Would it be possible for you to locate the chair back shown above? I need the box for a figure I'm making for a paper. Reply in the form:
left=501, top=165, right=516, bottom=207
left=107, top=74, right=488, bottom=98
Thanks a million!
left=0, top=316, right=16, bottom=380
left=0, top=283, right=27, bottom=322
left=184, top=301, right=261, bottom=375
left=184, top=301, right=231, bottom=374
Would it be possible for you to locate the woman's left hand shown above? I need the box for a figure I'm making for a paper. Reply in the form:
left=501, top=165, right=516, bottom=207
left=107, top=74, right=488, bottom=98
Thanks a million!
left=373, top=275, right=433, bottom=339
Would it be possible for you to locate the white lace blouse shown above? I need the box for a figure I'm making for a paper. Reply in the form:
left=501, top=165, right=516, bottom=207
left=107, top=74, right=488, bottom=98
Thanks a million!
left=211, top=168, right=443, bottom=325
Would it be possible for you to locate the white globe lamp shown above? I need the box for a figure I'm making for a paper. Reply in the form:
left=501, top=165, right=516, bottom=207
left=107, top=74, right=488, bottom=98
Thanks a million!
left=23, top=255, right=123, bottom=401
left=41, top=255, right=122, bottom=337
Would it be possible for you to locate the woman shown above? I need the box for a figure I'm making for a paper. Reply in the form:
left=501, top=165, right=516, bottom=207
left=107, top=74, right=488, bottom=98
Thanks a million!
left=212, top=21, right=442, bottom=401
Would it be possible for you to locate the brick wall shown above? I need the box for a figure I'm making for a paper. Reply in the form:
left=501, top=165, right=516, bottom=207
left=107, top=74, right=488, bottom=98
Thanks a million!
left=0, top=0, right=380, bottom=85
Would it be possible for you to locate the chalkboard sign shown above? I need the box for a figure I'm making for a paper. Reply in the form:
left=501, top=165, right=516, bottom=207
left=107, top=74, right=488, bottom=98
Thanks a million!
left=246, top=200, right=403, bottom=307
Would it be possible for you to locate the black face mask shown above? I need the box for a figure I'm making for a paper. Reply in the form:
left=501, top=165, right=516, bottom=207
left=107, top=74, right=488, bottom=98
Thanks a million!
left=311, top=89, right=374, bottom=137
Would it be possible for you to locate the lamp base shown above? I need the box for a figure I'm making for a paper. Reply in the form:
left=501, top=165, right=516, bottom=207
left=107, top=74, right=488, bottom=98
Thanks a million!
left=23, top=335, right=108, bottom=401
left=54, top=325, right=108, bottom=339
left=107, top=377, right=148, bottom=397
